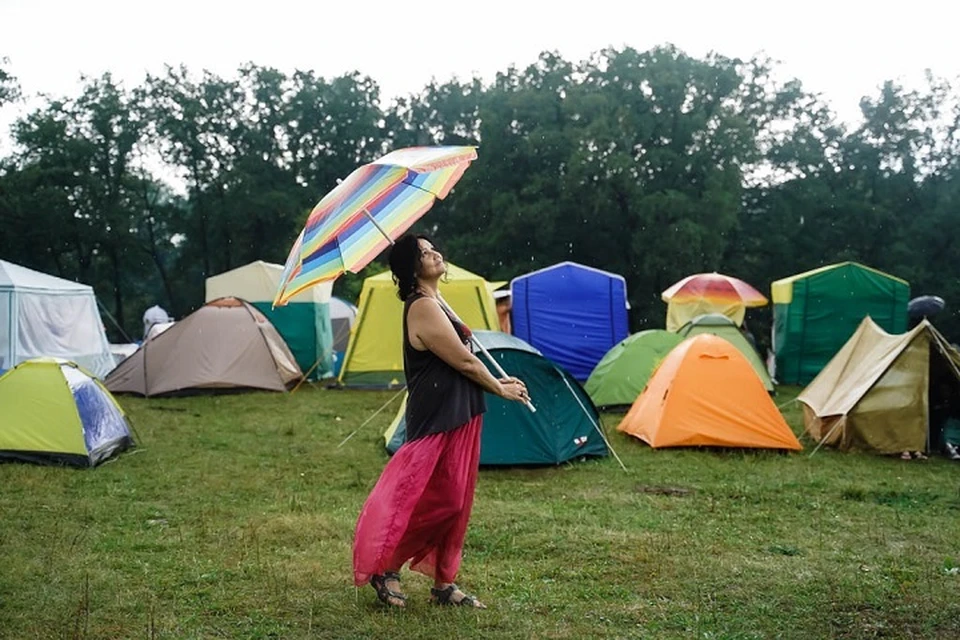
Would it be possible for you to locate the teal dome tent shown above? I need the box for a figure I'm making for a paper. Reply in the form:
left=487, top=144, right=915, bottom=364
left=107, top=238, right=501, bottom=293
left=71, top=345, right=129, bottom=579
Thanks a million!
left=384, top=331, right=608, bottom=465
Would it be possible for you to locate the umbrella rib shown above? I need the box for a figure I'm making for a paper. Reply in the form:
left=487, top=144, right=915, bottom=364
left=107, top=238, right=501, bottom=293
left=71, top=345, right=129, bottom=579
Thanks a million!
left=355, top=179, right=442, bottom=245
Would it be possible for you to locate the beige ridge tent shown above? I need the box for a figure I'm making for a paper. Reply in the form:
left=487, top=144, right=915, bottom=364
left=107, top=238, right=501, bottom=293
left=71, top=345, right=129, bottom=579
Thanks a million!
left=105, top=297, right=302, bottom=396
left=798, top=317, right=960, bottom=454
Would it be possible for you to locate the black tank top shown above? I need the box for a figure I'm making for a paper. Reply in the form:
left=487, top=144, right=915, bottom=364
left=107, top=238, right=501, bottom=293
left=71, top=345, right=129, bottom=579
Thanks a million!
left=403, top=292, right=486, bottom=442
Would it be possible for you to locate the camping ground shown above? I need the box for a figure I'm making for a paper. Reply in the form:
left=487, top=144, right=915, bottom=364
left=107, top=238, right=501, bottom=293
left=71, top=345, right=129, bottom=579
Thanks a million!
left=1, top=386, right=959, bottom=639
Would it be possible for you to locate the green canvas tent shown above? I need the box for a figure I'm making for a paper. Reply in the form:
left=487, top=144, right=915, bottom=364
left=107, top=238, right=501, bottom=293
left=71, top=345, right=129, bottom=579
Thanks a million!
left=383, top=331, right=608, bottom=465
left=584, top=330, right=684, bottom=408
left=675, top=314, right=774, bottom=392
left=799, top=317, right=960, bottom=455
left=0, top=358, right=135, bottom=467
left=771, top=262, right=910, bottom=385
left=205, top=261, right=335, bottom=379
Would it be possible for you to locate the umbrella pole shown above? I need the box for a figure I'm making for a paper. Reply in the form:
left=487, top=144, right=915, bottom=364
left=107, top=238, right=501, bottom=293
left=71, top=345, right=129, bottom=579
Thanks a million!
left=436, top=294, right=537, bottom=413
left=361, top=208, right=391, bottom=240
left=468, top=332, right=537, bottom=413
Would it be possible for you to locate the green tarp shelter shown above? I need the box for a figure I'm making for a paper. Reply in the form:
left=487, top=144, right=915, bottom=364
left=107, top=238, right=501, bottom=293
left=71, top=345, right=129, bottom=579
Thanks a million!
left=771, top=262, right=910, bottom=385
left=383, top=331, right=608, bottom=465
left=584, top=330, right=684, bottom=408
left=676, top=314, right=774, bottom=392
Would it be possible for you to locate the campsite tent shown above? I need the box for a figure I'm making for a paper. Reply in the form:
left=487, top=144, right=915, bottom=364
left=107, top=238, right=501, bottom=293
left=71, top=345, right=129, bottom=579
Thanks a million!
left=493, top=289, right=512, bottom=334
left=384, top=331, right=607, bottom=465
left=584, top=330, right=684, bottom=408
left=771, top=262, right=910, bottom=384
left=205, top=260, right=335, bottom=379
left=329, top=297, right=358, bottom=377
left=0, top=358, right=135, bottom=467
left=798, top=317, right=960, bottom=455
left=511, top=262, right=629, bottom=381
left=0, top=260, right=114, bottom=378
left=617, top=334, right=801, bottom=450
left=339, top=263, right=500, bottom=388
left=105, top=297, right=302, bottom=396
left=675, top=313, right=774, bottom=392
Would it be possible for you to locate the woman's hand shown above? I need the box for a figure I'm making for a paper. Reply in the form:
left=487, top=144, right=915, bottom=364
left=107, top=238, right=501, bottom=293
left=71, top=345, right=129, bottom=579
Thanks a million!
left=498, top=377, right=529, bottom=403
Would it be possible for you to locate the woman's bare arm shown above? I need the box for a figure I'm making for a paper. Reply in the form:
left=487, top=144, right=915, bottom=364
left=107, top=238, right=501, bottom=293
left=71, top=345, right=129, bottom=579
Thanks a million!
left=407, top=297, right=526, bottom=401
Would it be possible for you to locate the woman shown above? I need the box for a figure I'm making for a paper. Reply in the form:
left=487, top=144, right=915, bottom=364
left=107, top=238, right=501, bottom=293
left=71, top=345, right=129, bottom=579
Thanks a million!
left=352, top=234, right=529, bottom=609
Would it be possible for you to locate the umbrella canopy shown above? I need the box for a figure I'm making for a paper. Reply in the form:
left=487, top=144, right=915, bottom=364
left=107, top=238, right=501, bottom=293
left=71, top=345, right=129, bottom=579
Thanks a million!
left=908, top=295, right=945, bottom=318
left=274, top=146, right=477, bottom=306
left=661, top=273, right=768, bottom=307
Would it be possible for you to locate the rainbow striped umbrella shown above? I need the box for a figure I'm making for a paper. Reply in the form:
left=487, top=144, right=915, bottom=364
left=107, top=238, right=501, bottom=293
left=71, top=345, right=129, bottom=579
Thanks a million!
left=661, top=273, right=768, bottom=307
left=274, top=146, right=478, bottom=307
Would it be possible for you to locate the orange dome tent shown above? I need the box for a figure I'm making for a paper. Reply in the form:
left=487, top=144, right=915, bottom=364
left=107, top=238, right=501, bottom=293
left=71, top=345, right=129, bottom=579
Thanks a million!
left=616, top=334, right=801, bottom=450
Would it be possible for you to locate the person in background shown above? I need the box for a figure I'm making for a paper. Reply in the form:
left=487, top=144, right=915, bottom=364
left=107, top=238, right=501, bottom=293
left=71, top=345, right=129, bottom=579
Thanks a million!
left=740, top=318, right=761, bottom=355
left=352, top=234, right=528, bottom=608
left=142, top=305, right=172, bottom=340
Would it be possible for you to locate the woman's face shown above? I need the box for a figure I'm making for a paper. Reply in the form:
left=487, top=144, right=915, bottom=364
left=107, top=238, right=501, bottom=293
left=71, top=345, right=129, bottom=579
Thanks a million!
left=416, top=238, right=446, bottom=280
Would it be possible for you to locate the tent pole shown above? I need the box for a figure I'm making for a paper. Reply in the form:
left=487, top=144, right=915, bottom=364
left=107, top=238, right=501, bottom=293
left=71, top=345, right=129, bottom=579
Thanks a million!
left=558, top=375, right=628, bottom=472
left=808, top=419, right=844, bottom=459
left=96, top=298, right=133, bottom=343
left=337, top=388, right=406, bottom=449
left=776, top=397, right=798, bottom=411
left=291, top=356, right=325, bottom=394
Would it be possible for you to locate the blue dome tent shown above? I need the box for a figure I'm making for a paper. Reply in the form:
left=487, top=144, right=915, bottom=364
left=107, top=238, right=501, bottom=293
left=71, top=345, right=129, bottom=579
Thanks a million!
left=510, top=262, right=629, bottom=380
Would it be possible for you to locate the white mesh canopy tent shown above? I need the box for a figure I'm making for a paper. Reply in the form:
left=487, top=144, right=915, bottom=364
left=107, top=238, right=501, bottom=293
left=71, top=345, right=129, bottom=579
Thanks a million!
left=0, top=260, right=114, bottom=378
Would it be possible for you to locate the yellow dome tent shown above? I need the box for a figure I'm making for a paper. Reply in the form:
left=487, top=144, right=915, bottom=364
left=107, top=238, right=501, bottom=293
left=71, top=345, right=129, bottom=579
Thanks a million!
left=0, top=358, right=135, bottom=467
left=338, top=263, right=502, bottom=388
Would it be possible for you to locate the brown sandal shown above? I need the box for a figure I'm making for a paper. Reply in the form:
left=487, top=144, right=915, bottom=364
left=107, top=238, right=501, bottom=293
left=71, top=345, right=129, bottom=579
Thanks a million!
left=370, top=571, right=406, bottom=607
left=430, top=584, right=486, bottom=609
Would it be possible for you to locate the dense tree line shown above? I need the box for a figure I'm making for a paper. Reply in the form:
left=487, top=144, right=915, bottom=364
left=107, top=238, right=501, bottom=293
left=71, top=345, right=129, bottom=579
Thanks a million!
left=1, top=47, right=958, bottom=347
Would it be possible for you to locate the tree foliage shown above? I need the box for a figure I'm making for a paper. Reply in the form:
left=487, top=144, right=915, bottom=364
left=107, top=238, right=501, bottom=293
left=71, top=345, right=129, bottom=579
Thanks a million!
left=2, top=49, right=959, bottom=344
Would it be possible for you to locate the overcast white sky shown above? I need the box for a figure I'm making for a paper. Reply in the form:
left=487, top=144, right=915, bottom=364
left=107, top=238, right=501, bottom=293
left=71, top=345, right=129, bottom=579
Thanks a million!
left=1, top=0, right=958, bottom=146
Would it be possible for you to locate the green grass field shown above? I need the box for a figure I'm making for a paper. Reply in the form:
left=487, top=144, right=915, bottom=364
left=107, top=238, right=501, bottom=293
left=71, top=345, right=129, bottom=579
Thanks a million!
left=2, top=385, right=959, bottom=639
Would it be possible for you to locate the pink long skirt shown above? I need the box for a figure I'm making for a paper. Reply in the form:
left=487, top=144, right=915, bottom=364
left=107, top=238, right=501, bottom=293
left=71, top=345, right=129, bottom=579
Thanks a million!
left=353, top=415, right=483, bottom=586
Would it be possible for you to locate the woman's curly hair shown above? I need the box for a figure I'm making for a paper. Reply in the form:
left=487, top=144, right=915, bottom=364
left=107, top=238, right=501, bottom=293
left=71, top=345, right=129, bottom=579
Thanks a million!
left=389, top=234, right=438, bottom=302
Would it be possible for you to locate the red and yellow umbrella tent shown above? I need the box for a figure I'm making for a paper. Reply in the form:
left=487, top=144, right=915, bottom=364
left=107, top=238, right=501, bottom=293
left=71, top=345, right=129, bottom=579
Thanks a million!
left=661, top=272, right=768, bottom=332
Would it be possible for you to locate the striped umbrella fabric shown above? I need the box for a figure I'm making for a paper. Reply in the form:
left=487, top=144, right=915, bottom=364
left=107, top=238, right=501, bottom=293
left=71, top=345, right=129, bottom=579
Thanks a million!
left=274, top=146, right=477, bottom=307
left=661, top=273, right=768, bottom=307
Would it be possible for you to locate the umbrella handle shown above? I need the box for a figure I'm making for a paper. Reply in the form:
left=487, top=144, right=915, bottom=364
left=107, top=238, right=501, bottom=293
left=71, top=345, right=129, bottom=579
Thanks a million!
left=467, top=334, right=537, bottom=413
left=436, top=295, right=536, bottom=413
